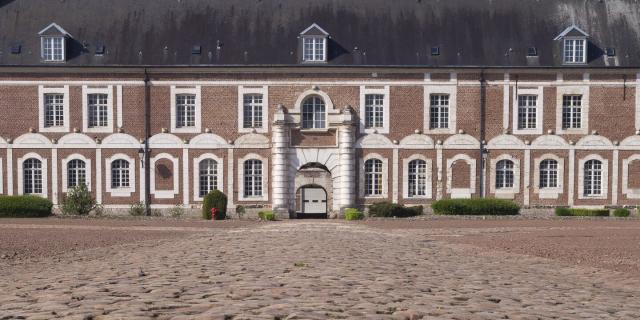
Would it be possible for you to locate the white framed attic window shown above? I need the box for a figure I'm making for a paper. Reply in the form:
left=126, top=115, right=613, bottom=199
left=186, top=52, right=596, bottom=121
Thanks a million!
left=302, top=37, right=327, bottom=62
left=41, top=36, right=65, bottom=62
left=170, top=86, right=201, bottom=133
left=82, top=86, right=113, bottom=133
left=563, top=38, right=587, bottom=64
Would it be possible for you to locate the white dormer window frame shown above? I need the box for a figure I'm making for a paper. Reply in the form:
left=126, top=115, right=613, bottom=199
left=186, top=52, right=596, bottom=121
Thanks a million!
left=300, top=23, right=329, bottom=63
left=38, top=23, right=71, bottom=63
left=563, top=37, right=587, bottom=64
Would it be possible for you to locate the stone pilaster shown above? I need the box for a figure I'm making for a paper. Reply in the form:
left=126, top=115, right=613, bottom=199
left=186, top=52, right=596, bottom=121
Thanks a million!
left=338, top=106, right=356, bottom=211
left=272, top=105, right=290, bottom=216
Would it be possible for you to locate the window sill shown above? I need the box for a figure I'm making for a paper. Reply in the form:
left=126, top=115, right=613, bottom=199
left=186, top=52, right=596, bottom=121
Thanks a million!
left=361, top=127, right=389, bottom=134
left=424, top=128, right=454, bottom=135
left=538, top=190, right=561, bottom=199
left=40, top=127, right=68, bottom=133
left=84, top=127, right=113, bottom=133
left=153, top=190, right=177, bottom=199
left=403, top=195, right=432, bottom=200
left=238, top=196, right=268, bottom=202
left=578, top=194, right=607, bottom=200
left=299, top=128, right=329, bottom=133
left=172, top=127, right=200, bottom=134
left=494, top=190, right=516, bottom=199
left=557, top=128, right=587, bottom=135
left=513, top=128, right=543, bottom=135
left=239, top=127, right=268, bottom=134
left=109, top=189, right=133, bottom=197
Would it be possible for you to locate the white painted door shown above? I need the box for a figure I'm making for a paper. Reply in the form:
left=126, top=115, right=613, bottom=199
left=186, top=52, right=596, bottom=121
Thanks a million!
left=302, top=187, right=327, bottom=214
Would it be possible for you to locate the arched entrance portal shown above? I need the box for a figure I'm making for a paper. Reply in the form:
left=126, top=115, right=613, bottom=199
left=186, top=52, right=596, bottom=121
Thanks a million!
left=294, top=162, right=332, bottom=218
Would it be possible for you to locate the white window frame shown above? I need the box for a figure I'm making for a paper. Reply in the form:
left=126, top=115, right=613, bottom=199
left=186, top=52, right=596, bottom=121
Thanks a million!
left=556, top=86, right=589, bottom=135
left=512, top=86, right=543, bottom=135
left=62, top=154, right=92, bottom=192
left=533, top=154, right=564, bottom=199
left=18, top=153, right=48, bottom=198
left=402, top=154, right=432, bottom=199
left=359, top=86, right=390, bottom=134
left=563, top=38, right=587, bottom=64
left=238, top=86, right=269, bottom=133
left=170, top=85, right=201, bottom=133
left=489, top=154, right=520, bottom=199
left=359, top=153, right=389, bottom=199
left=150, top=153, right=179, bottom=199
left=38, top=85, right=70, bottom=133
left=82, top=85, right=113, bottom=133
left=622, top=155, right=640, bottom=199
left=302, top=36, right=327, bottom=62
left=41, top=36, right=65, bottom=62
left=192, top=153, right=224, bottom=202
left=578, top=154, right=608, bottom=200
left=446, top=154, right=476, bottom=199
left=238, top=154, right=268, bottom=201
left=106, top=154, right=136, bottom=197
left=424, top=85, right=457, bottom=134
left=300, top=95, right=328, bottom=130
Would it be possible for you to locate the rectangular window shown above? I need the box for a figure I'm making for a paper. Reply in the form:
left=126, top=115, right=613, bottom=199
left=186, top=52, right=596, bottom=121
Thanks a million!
left=303, top=37, right=325, bottom=62
left=517, top=95, right=537, bottom=130
left=564, top=39, right=585, bottom=64
left=364, top=94, right=384, bottom=129
left=87, top=93, right=109, bottom=128
left=562, top=95, right=582, bottom=129
left=176, top=94, right=196, bottom=128
left=243, top=94, right=264, bottom=129
left=44, top=93, right=65, bottom=128
left=42, top=37, right=64, bottom=61
left=429, top=94, right=449, bottom=129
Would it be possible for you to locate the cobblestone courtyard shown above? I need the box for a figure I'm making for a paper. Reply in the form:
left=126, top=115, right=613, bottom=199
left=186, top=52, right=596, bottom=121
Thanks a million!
left=1, top=219, right=640, bottom=319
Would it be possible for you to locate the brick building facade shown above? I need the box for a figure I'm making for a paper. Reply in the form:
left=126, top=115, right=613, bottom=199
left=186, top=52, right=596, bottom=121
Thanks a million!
left=1, top=0, right=640, bottom=217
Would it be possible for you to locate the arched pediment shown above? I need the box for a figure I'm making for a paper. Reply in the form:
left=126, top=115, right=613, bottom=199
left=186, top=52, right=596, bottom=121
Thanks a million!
left=356, top=133, right=394, bottom=149
left=148, top=133, right=183, bottom=148
left=189, top=133, right=229, bottom=149
left=58, top=133, right=96, bottom=148
left=487, top=134, right=525, bottom=149
left=292, top=89, right=337, bottom=113
left=399, top=134, right=434, bottom=149
left=531, top=135, right=569, bottom=148
left=620, top=135, right=640, bottom=148
left=101, top=133, right=140, bottom=148
left=234, top=133, right=270, bottom=148
left=443, top=134, right=480, bottom=149
left=0, top=136, right=7, bottom=148
left=13, top=133, right=52, bottom=148
left=576, top=135, right=613, bottom=149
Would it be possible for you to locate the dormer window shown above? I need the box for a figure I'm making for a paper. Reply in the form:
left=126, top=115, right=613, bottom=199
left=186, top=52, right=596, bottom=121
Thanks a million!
left=554, top=25, right=589, bottom=65
left=300, top=23, right=329, bottom=63
left=38, top=23, right=71, bottom=62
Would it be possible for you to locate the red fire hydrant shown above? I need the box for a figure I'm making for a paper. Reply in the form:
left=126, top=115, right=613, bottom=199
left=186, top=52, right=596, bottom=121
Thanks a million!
left=210, top=207, right=217, bottom=221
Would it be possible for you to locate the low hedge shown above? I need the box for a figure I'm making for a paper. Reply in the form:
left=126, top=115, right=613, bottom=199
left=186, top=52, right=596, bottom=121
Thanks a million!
left=431, top=198, right=520, bottom=215
left=202, top=190, right=228, bottom=220
left=368, top=202, right=423, bottom=218
left=258, top=210, right=276, bottom=221
left=344, top=208, right=364, bottom=220
left=613, top=208, right=631, bottom=217
left=555, top=207, right=610, bottom=217
left=0, top=195, right=53, bottom=217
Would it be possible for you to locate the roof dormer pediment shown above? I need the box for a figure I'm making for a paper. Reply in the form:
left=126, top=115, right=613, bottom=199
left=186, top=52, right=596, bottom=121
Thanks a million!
left=300, top=23, right=329, bottom=37
left=554, top=25, right=589, bottom=40
left=38, top=22, right=71, bottom=38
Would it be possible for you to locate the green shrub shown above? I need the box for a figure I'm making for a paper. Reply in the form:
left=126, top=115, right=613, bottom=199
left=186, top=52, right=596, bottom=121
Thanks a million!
left=168, top=204, right=184, bottom=218
left=60, top=184, right=96, bottom=216
left=258, top=210, right=275, bottom=221
left=202, top=190, right=228, bottom=220
left=235, top=205, right=246, bottom=219
left=93, top=204, right=105, bottom=216
left=129, top=202, right=146, bottom=216
left=613, top=208, right=630, bottom=217
left=368, top=202, right=424, bottom=218
left=0, top=195, right=53, bottom=217
left=432, top=198, right=520, bottom=215
left=344, top=208, right=364, bottom=220
left=555, top=207, right=610, bottom=217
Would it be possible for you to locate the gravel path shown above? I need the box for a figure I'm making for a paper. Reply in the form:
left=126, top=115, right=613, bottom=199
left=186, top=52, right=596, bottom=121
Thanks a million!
left=1, top=220, right=639, bottom=319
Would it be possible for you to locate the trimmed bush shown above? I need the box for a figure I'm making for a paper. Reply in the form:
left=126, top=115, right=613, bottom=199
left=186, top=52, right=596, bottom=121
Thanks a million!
left=344, top=208, right=364, bottom=220
left=368, top=202, right=424, bottom=218
left=60, top=184, right=96, bottom=216
left=432, top=198, right=520, bottom=215
left=258, top=210, right=275, bottom=221
left=129, top=202, right=146, bottom=216
left=613, top=208, right=631, bottom=217
left=555, top=207, right=610, bottom=217
left=168, top=204, right=184, bottom=218
left=0, top=195, right=53, bottom=217
left=202, top=190, right=228, bottom=220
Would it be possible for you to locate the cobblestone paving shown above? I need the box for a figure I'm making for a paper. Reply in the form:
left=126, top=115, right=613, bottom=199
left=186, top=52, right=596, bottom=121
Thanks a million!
left=1, top=221, right=639, bottom=319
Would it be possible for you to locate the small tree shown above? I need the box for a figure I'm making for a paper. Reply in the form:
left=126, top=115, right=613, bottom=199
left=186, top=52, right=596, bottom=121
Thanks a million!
left=60, top=184, right=96, bottom=216
left=202, top=190, right=228, bottom=220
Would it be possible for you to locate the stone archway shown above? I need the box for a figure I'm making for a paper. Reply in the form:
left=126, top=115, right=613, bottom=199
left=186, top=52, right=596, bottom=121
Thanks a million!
left=294, top=162, right=333, bottom=218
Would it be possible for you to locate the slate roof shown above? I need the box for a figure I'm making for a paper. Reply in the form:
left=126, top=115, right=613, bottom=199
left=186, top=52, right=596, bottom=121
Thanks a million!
left=1, top=0, right=639, bottom=67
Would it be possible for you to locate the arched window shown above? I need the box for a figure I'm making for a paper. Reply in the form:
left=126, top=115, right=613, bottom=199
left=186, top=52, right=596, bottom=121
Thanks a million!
left=584, top=159, right=602, bottom=196
left=199, top=159, right=218, bottom=197
left=111, top=159, right=130, bottom=189
left=495, top=159, right=514, bottom=189
left=23, top=158, right=43, bottom=194
left=408, top=159, right=427, bottom=197
left=364, top=159, right=383, bottom=196
left=244, top=159, right=263, bottom=197
left=539, top=159, right=558, bottom=188
left=301, top=96, right=326, bottom=129
left=67, top=159, right=86, bottom=189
